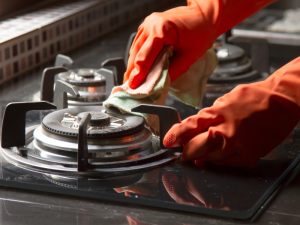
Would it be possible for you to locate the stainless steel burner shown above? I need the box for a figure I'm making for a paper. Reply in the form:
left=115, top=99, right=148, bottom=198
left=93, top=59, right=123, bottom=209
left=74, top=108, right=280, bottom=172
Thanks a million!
left=42, top=107, right=145, bottom=138
left=31, top=125, right=154, bottom=159
left=64, top=111, right=112, bottom=128
left=33, top=108, right=154, bottom=160
left=1, top=102, right=180, bottom=178
left=59, top=69, right=106, bottom=86
left=204, top=43, right=268, bottom=106
left=58, top=69, right=107, bottom=103
left=40, top=55, right=116, bottom=107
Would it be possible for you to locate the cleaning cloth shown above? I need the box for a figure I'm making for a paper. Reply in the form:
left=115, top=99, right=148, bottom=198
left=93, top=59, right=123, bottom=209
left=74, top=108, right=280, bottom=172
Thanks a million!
left=103, top=49, right=217, bottom=132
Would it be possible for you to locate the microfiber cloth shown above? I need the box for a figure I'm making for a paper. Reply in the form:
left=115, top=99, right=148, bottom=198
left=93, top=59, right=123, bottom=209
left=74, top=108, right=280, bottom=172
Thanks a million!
left=103, top=48, right=217, bottom=133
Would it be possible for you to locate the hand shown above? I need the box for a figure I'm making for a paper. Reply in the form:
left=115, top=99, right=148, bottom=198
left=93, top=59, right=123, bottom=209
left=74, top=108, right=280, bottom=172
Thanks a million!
left=124, top=4, right=215, bottom=89
left=124, top=0, right=274, bottom=89
left=163, top=58, right=300, bottom=166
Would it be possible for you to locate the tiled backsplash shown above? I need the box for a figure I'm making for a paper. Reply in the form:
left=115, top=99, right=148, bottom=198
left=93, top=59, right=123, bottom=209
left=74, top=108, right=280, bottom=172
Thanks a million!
left=0, top=0, right=176, bottom=85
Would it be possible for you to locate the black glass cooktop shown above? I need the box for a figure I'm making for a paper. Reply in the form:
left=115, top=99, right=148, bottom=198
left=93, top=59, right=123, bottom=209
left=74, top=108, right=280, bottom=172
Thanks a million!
left=0, top=31, right=299, bottom=220
left=0, top=103, right=300, bottom=221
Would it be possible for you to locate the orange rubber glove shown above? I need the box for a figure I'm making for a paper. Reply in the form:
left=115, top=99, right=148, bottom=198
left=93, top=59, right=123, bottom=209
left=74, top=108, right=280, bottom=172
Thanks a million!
left=124, top=0, right=274, bottom=89
left=163, top=57, right=300, bottom=166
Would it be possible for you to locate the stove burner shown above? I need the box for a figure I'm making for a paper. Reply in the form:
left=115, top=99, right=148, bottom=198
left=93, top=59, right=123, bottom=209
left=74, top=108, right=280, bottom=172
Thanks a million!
left=57, top=68, right=108, bottom=104
left=204, top=43, right=268, bottom=106
left=40, top=55, right=116, bottom=107
left=209, top=44, right=262, bottom=84
left=42, top=107, right=144, bottom=138
left=1, top=102, right=181, bottom=178
left=58, top=69, right=106, bottom=87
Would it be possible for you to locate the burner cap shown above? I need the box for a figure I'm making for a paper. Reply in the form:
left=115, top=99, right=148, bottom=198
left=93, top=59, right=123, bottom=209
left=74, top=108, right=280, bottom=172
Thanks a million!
left=78, top=111, right=110, bottom=126
left=58, top=69, right=106, bottom=87
left=76, top=69, right=95, bottom=79
left=42, top=106, right=145, bottom=138
left=216, top=44, right=244, bottom=62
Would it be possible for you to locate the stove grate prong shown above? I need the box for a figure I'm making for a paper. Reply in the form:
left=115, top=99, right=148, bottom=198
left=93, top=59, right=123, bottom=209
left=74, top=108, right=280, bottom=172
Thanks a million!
left=77, top=112, right=91, bottom=172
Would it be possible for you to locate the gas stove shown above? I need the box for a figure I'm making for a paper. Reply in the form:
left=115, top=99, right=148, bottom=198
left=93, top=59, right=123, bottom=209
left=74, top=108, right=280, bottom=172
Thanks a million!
left=1, top=84, right=300, bottom=220
left=0, top=27, right=300, bottom=223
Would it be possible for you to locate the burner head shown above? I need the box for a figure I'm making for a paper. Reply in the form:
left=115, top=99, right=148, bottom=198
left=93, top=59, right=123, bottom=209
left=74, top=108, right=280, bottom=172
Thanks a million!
left=57, top=68, right=108, bottom=104
left=58, top=69, right=106, bottom=87
left=43, top=107, right=145, bottom=138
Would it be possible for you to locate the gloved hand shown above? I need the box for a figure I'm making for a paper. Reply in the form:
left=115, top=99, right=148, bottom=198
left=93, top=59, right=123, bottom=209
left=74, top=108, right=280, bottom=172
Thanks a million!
left=124, top=0, right=274, bottom=89
left=163, top=57, right=300, bottom=166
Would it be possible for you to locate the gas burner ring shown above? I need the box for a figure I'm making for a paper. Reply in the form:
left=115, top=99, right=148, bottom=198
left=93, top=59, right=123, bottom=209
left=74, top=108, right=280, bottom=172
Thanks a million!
left=1, top=102, right=181, bottom=178
left=32, top=125, right=154, bottom=155
left=61, top=111, right=115, bottom=130
left=42, top=107, right=145, bottom=138
left=0, top=124, right=175, bottom=178
left=1, top=145, right=177, bottom=178
left=58, top=68, right=106, bottom=87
